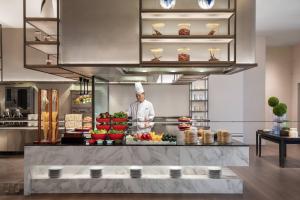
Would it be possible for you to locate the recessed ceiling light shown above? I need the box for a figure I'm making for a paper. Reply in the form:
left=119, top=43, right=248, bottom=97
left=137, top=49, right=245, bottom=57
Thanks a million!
left=142, top=70, right=147, bottom=73
left=171, top=70, right=176, bottom=73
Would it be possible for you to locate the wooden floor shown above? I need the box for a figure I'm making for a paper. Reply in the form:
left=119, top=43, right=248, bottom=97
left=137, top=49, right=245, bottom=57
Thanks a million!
left=1, top=145, right=300, bottom=200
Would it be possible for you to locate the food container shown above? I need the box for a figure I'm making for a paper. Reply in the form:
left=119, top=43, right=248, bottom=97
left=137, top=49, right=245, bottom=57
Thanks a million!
left=91, top=134, right=107, bottom=140
left=184, top=127, right=197, bottom=144
left=289, top=128, right=298, bottom=137
left=178, top=23, right=191, bottom=36
left=203, top=130, right=214, bottom=144
left=112, top=118, right=128, bottom=123
left=96, top=124, right=110, bottom=131
left=150, top=48, right=163, bottom=62
left=96, top=118, right=111, bottom=123
left=177, top=48, right=190, bottom=62
left=217, top=130, right=232, bottom=144
left=112, top=125, right=128, bottom=131
left=152, top=23, right=165, bottom=36
left=108, top=133, right=124, bottom=140
left=206, top=23, right=220, bottom=36
left=208, top=48, right=220, bottom=62
left=198, top=128, right=204, bottom=138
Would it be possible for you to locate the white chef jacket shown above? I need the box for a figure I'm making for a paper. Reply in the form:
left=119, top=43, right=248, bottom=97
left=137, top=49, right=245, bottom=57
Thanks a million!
left=128, top=100, right=155, bottom=133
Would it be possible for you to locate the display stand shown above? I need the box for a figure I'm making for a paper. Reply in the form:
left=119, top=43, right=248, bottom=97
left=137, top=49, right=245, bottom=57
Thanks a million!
left=36, top=89, right=59, bottom=144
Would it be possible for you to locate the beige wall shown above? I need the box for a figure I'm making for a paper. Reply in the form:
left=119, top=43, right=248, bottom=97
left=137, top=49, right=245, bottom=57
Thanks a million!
left=292, top=44, right=300, bottom=123
left=265, top=46, right=293, bottom=122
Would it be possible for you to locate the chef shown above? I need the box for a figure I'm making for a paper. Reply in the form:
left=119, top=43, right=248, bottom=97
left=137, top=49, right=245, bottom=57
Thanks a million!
left=128, top=82, right=155, bottom=133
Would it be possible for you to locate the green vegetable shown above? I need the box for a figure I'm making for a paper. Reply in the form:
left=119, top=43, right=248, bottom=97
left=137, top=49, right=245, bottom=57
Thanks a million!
left=273, top=103, right=287, bottom=117
left=268, top=97, right=279, bottom=107
left=113, top=112, right=128, bottom=118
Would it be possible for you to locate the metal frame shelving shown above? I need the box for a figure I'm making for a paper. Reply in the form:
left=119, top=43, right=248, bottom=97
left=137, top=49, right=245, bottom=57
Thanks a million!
left=23, top=0, right=88, bottom=80
left=0, top=24, right=3, bottom=81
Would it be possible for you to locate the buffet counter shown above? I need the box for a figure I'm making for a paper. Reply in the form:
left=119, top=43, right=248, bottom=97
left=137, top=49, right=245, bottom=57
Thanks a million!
left=24, top=141, right=249, bottom=195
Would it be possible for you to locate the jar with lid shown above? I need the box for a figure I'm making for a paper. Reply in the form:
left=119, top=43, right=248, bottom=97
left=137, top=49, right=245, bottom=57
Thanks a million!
left=203, top=130, right=214, bottom=144
left=178, top=23, right=191, bottom=36
left=177, top=47, right=190, bottom=62
left=184, top=127, right=197, bottom=144
left=289, top=128, right=298, bottom=137
left=217, top=130, right=232, bottom=144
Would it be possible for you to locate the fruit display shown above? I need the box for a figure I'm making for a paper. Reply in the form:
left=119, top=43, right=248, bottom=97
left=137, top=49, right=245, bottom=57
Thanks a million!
left=73, top=95, right=92, bottom=105
left=126, top=131, right=176, bottom=145
left=90, top=129, right=107, bottom=140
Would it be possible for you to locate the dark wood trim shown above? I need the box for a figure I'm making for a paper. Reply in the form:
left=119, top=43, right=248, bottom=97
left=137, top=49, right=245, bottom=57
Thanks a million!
left=0, top=24, right=3, bottom=81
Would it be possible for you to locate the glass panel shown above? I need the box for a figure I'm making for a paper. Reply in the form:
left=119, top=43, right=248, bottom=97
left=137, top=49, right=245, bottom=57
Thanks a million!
left=93, top=77, right=109, bottom=129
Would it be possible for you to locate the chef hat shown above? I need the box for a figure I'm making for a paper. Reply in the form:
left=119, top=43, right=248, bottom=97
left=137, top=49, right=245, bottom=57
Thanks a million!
left=135, top=82, right=144, bottom=94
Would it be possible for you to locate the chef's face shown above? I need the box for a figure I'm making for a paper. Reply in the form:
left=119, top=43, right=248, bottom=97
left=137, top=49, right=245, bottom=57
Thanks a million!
left=136, top=93, right=145, bottom=102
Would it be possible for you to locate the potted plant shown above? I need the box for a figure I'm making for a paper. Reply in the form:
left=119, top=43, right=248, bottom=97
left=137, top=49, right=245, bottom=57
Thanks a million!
left=268, top=96, right=287, bottom=134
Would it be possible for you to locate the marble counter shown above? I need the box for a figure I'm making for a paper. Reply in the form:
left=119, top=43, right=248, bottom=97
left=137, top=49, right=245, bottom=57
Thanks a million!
left=24, top=144, right=249, bottom=195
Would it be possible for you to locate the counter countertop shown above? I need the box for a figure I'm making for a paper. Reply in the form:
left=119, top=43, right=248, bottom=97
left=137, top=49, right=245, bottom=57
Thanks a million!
left=25, top=140, right=247, bottom=147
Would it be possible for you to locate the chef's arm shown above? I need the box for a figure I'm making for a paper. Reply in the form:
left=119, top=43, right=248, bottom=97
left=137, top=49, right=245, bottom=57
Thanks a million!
left=148, top=104, right=155, bottom=121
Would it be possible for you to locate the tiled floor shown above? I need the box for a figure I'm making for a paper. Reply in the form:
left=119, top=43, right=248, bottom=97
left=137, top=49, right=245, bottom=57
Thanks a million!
left=1, top=145, right=300, bottom=200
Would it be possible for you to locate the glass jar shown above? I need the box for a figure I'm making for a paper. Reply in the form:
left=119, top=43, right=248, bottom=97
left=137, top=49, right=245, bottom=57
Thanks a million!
left=184, top=127, right=197, bottom=144
left=289, top=128, right=298, bottom=137
left=178, top=23, right=191, bottom=36
left=203, top=130, right=214, bottom=144
left=206, top=23, right=220, bottom=36
left=150, top=48, right=163, bottom=62
left=152, top=23, right=165, bottom=36
left=177, top=47, right=190, bottom=62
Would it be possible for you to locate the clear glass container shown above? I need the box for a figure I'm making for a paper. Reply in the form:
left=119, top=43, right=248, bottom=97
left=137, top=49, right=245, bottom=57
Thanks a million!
left=160, top=0, right=176, bottom=9
left=152, top=23, right=165, bottom=36
left=34, top=31, right=42, bottom=41
left=206, top=23, right=220, bottom=36
left=150, top=48, right=164, bottom=62
left=177, top=47, right=190, bottom=62
left=203, top=130, right=214, bottom=144
left=208, top=48, right=220, bottom=62
left=178, top=23, right=191, bottom=36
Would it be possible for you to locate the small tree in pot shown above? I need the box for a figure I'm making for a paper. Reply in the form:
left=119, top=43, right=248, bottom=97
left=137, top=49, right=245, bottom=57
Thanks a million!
left=268, top=97, right=287, bottom=134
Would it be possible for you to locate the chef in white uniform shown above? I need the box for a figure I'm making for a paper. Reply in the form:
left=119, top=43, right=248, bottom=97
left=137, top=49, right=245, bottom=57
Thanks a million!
left=128, top=82, right=155, bottom=133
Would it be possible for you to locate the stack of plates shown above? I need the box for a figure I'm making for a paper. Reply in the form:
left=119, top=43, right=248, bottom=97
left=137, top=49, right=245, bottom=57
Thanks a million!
left=169, top=166, right=182, bottom=178
left=48, top=166, right=62, bottom=179
left=208, top=167, right=222, bottom=179
left=130, top=166, right=142, bottom=178
left=90, top=167, right=103, bottom=178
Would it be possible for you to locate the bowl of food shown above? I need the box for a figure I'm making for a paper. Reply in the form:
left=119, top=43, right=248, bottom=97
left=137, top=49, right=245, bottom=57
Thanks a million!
left=91, top=129, right=107, bottom=140
left=108, top=129, right=125, bottom=140
left=178, top=117, right=191, bottom=122
left=96, top=124, right=111, bottom=131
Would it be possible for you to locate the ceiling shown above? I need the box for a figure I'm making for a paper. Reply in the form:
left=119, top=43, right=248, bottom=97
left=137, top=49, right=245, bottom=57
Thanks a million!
left=1, top=0, right=300, bottom=46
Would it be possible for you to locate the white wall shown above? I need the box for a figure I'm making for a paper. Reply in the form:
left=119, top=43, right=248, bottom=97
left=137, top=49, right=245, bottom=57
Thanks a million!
left=2, top=28, right=71, bottom=81
left=209, top=74, right=244, bottom=134
left=291, top=44, right=300, bottom=123
left=109, top=84, right=190, bottom=117
left=243, top=36, right=266, bottom=144
left=265, top=46, right=293, bottom=122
